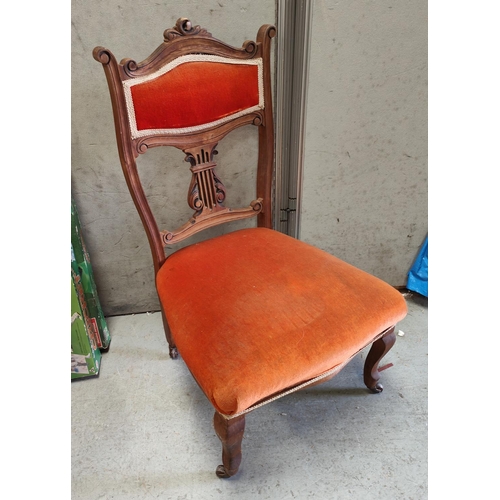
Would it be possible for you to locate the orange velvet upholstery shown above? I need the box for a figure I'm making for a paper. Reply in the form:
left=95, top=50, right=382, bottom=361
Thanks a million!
left=129, top=60, right=261, bottom=132
left=156, top=227, right=407, bottom=417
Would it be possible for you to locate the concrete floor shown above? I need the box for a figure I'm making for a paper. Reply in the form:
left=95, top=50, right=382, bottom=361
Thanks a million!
left=72, top=293, right=427, bottom=499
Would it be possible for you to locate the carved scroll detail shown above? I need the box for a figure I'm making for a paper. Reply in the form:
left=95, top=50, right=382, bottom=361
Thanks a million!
left=164, top=18, right=212, bottom=42
left=241, top=40, right=258, bottom=57
left=122, top=58, right=139, bottom=77
left=92, top=46, right=112, bottom=65
left=213, top=172, right=226, bottom=204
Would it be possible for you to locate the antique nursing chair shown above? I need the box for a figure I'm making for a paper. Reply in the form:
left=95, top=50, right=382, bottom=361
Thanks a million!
left=93, top=18, right=407, bottom=478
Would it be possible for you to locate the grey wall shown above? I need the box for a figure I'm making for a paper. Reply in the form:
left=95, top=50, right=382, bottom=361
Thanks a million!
left=71, top=1, right=277, bottom=315
left=301, top=0, right=427, bottom=285
left=72, top=0, right=427, bottom=316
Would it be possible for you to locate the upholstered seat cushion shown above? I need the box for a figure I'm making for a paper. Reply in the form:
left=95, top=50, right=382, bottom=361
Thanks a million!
left=156, top=227, right=407, bottom=416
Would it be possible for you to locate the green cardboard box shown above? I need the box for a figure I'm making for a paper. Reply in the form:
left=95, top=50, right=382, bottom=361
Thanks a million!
left=71, top=199, right=111, bottom=350
left=71, top=271, right=101, bottom=379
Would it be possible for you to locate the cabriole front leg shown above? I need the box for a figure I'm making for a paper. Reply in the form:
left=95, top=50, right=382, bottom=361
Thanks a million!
left=363, top=326, right=396, bottom=393
left=213, top=412, right=246, bottom=478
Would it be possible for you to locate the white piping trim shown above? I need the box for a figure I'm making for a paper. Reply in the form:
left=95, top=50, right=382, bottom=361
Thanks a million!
left=222, top=361, right=348, bottom=420
left=123, top=55, right=264, bottom=139
left=220, top=327, right=393, bottom=420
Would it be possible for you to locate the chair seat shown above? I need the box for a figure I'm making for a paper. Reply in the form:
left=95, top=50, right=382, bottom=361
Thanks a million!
left=157, top=227, right=407, bottom=416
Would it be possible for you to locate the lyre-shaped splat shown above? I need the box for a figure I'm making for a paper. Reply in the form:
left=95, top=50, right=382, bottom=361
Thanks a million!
left=160, top=142, right=263, bottom=245
left=186, top=144, right=226, bottom=214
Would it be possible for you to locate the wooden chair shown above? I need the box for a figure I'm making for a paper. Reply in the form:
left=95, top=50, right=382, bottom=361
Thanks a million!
left=93, top=18, right=407, bottom=478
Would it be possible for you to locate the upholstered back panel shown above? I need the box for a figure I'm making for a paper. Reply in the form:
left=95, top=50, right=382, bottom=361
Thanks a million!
left=123, top=55, right=264, bottom=139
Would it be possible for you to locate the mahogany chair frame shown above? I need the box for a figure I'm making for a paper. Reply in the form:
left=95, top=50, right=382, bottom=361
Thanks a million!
left=93, top=18, right=400, bottom=478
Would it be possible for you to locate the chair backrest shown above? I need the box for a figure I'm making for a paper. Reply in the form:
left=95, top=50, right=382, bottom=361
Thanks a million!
left=93, top=19, right=276, bottom=274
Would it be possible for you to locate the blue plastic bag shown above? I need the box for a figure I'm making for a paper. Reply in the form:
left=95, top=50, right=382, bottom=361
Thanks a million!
left=407, top=236, right=428, bottom=297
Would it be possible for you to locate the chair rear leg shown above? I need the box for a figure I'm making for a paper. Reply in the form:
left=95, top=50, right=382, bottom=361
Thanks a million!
left=160, top=306, right=178, bottom=359
left=363, top=326, right=396, bottom=393
left=213, top=412, right=246, bottom=478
